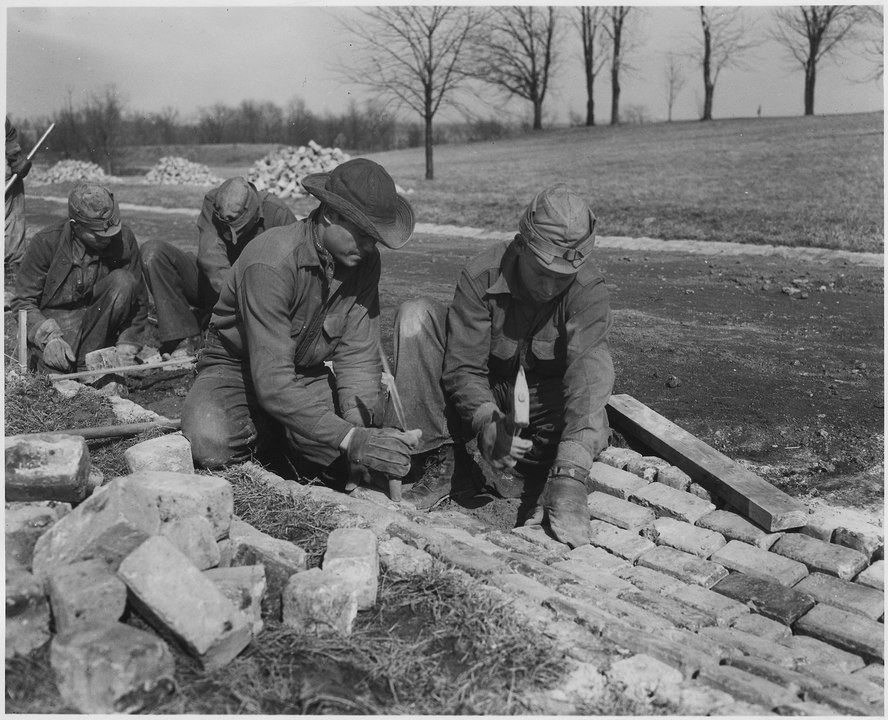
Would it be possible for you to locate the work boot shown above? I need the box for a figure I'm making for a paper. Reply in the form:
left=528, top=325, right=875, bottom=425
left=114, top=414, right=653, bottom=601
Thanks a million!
left=525, top=475, right=590, bottom=548
left=403, top=444, right=456, bottom=510
left=159, top=334, right=202, bottom=361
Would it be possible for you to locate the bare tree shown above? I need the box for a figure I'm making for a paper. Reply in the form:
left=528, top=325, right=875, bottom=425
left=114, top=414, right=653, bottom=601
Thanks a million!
left=340, top=6, right=479, bottom=180
left=663, top=52, right=687, bottom=122
left=81, top=85, right=125, bottom=174
left=857, top=5, right=884, bottom=81
left=771, top=6, right=866, bottom=116
left=472, top=6, right=560, bottom=131
left=602, top=7, right=633, bottom=126
left=575, top=7, right=609, bottom=126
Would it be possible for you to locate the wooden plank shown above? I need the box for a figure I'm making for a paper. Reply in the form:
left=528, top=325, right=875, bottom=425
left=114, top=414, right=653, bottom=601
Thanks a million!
left=606, top=394, right=807, bottom=532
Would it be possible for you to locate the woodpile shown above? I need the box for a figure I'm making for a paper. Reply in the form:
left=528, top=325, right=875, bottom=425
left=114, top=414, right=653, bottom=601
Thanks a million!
left=29, top=160, right=109, bottom=186
left=145, top=156, right=222, bottom=186
left=246, top=140, right=350, bottom=199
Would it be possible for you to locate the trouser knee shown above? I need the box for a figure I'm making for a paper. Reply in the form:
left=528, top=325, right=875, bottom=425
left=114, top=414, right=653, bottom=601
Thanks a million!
left=140, top=239, right=173, bottom=272
left=100, top=269, right=138, bottom=305
left=396, top=297, right=446, bottom=339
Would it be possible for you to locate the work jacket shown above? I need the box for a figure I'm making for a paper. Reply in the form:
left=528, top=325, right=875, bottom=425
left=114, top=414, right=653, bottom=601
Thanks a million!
left=196, top=186, right=297, bottom=297
left=12, top=219, right=149, bottom=348
left=443, top=238, right=615, bottom=471
left=208, top=217, right=381, bottom=450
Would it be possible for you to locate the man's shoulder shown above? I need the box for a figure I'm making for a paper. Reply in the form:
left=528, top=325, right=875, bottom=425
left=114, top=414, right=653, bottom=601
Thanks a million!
left=573, top=259, right=606, bottom=288
left=259, top=191, right=295, bottom=216
left=463, top=240, right=510, bottom=279
left=237, top=220, right=310, bottom=268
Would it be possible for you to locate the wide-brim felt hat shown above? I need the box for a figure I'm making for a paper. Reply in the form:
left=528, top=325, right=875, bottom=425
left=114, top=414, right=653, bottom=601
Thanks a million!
left=302, top=158, right=415, bottom=249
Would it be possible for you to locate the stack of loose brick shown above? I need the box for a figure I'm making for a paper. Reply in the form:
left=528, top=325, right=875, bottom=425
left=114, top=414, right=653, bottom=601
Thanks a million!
left=29, top=159, right=110, bottom=186
left=246, top=141, right=350, bottom=199
left=144, top=156, right=222, bottom=186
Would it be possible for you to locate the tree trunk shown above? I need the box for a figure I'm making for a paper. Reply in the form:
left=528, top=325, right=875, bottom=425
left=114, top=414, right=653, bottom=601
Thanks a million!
left=610, top=68, right=621, bottom=125
left=586, top=91, right=595, bottom=127
left=424, top=113, right=434, bottom=180
left=533, top=101, right=543, bottom=130
left=804, top=60, right=816, bottom=116
left=702, top=80, right=714, bottom=122
left=701, top=8, right=714, bottom=121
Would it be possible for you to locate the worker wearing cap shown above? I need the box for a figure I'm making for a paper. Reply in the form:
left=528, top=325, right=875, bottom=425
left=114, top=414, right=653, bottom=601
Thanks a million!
left=182, top=158, right=422, bottom=489
left=389, top=184, right=614, bottom=547
left=12, top=182, right=149, bottom=372
left=140, top=177, right=296, bottom=358
left=6, top=117, right=32, bottom=270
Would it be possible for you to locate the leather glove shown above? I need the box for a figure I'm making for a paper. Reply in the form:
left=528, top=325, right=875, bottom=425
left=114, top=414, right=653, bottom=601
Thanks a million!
left=346, top=427, right=421, bottom=478
left=478, top=410, right=532, bottom=470
left=10, top=156, right=31, bottom=179
left=43, top=335, right=76, bottom=371
left=115, top=342, right=141, bottom=366
left=525, top=464, right=591, bottom=548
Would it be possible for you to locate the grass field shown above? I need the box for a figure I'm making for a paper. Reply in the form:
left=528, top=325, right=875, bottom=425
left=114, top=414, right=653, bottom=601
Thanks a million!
left=30, top=112, right=884, bottom=253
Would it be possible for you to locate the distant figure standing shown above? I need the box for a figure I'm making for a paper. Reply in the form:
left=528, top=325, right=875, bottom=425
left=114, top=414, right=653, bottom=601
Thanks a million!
left=757, top=105, right=762, bottom=119
left=140, top=177, right=296, bottom=359
left=6, top=117, right=32, bottom=270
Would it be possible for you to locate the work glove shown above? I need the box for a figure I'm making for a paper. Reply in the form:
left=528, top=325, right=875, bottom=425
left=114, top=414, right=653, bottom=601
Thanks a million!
left=525, top=463, right=591, bottom=549
left=10, top=156, right=31, bottom=179
left=346, top=427, right=421, bottom=478
left=115, top=342, right=141, bottom=366
left=43, top=335, right=76, bottom=371
left=478, top=409, right=533, bottom=470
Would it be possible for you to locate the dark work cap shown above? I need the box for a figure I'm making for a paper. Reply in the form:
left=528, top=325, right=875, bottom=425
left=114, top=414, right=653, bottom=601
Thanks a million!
left=67, top=183, right=121, bottom=237
left=518, top=184, right=597, bottom=274
left=213, top=178, right=261, bottom=235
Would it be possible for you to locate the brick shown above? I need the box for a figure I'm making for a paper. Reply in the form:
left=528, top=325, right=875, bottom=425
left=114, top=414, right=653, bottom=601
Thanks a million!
left=773, top=700, right=846, bottom=715
left=565, top=543, right=632, bottom=571
left=699, top=626, right=798, bottom=668
left=512, top=524, right=576, bottom=556
left=119, top=471, right=233, bottom=540
left=780, top=634, right=866, bottom=673
left=84, top=346, right=121, bottom=370
left=123, top=432, right=194, bottom=474
left=46, top=559, right=126, bottom=634
left=663, top=584, right=749, bottom=626
left=617, top=589, right=715, bottom=631
left=626, top=455, right=672, bottom=482
left=643, top=516, right=726, bottom=558
left=587, top=519, right=656, bottom=562
left=855, top=559, right=884, bottom=590
left=50, top=622, right=175, bottom=713
left=696, top=509, right=781, bottom=549
left=548, top=559, right=636, bottom=595
left=834, top=525, right=884, bottom=562
left=5, top=500, right=71, bottom=571
left=710, top=539, right=809, bottom=586
left=588, top=491, right=656, bottom=530
left=630, top=482, right=716, bottom=524
left=117, top=535, right=252, bottom=670
left=596, top=445, right=642, bottom=470
left=282, top=567, right=359, bottom=635
left=687, top=482, right=715, bottom=503
left=606, top=654, right=684, bottom=703
left=426, top=509, right=491, bottom=535
left=489, top=572, right=563, bottom=605
left=549, top=593, right=676, bottom=634
left=805, top=684, right=884, bottom=716
left=802, top=663, right=884, bottom=705
left=5, top=433, right=92, bottom=503
left=637, top=545, right=728, bottom=588
left=323, top=528, right=379, bottom=610
left=160, top=515, right=220, bottom=570
left=794, top=603, right=884, bottom=661
left=204, top=565, right=267, bottom=636
left=32, top=480, right=161, bottom=578
left=657, top=681, right=758, bottom=716
left=612, top=564, right=686, bottom=594
left=853, top=662, right=886, bottom=685
left=656, top=465, right=692, bottom=491
left=588, top=461, right=648, bottom=500
left=543, top=661, right=607, bottom=710
left=485, top=529, right=570, bottom=562
left=729, top=612, right=792, bottom=642
left=723, top=655, right=824, bottom=693
left=389, top=523, right=510, bottom=576
left=6, top=568, right=51, bottom=658
left=771, top=532, right=868, bottom=580
left=696, top=664, right=800, bottom=707
left=378, top=537, right=434, bottom=576
left=794, top=571, right=884, bottom=619
left=712, top=572, right=815, bottom=625
left=601, top=624, right=723, bottom=679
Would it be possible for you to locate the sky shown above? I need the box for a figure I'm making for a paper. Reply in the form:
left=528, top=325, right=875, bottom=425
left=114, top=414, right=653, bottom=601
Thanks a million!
left=4, top=3, right=885, bottom=127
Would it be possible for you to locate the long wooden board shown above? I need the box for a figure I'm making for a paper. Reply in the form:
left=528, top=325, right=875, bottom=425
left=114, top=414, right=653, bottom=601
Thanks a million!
left=606, top=394, right=807, bottom=532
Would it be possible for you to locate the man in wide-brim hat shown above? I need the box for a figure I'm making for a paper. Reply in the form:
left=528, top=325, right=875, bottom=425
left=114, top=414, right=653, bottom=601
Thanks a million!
left=387, top=183, right=614, bottom=548
left=182, top=158, right=421, bottom=487
left=141, top=176, right=296, bottom=360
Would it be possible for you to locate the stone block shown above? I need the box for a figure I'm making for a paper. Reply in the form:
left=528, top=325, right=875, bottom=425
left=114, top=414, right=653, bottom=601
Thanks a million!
left=834, top=525, right=884, bottom=562
left=512, top=524, right=576, bottom=556
left=323, top=527, right=379, bottom=610
left=32, top=480, right=161, bottom=578
left=780, top=634, right=866, bottom=673
left=282, top=567, right=359, bottom=635
left=5, top=500, right=71, bottom=571
left=721, top=655, right=822, bottom=695
left=548, top=560, right=636, bottom=595
left=637, top=545, right=729, bottom=587
left=656, top=465, right=692, bottom=491
left=6, top=568, right=51, bottom=658
left=696, top=509, right=781, bottom=549
left=5, top=433, right=92, bottom=503
left=549, top=593, right=676, bottom=634
left=630, top=482, right=716, bottom=524
left=51, top=622, right=175, bottom=713
left=626, top=455, right=672, bottom=482
left=46, top=559, right=126, bottom=634
left=160, top=515, right=220, bottom=570
left=711, top=572, right=815, bottom=625
left=802, top=663, right=885, bottom=705
left=710, top=539, right=808, bottom=586
left=117, top=535, right=252, bottom=670
left=617, top=588, right=715, bottom=631
left=204, top=565, right=266, bottom=636
left=855, top=560, right=884, bottom=590
left=84, top=346, right=120, bottom=371
left=771, top=532, right=868, bottom=580
left=587, top=519, right=656, bottom=562
left=52, top=379, right=83, bottom=399
left=643, top=516, right=726, bottom=558
left=124, top=432, right=194, bottom=474
left=612, top=564, right=686, bottom=594
left=600, top=623, right=723, bottom=679
left=805, top=684, right=885, bottom=715
left=378, top=537, right=434, bottom=576
left=697, top=663, right=799, bottom=708
left=588, top=461, right=648, bottom=500
left=119, top=471, right=233, bottom=540
left=596, top=445, right=642, bottom=470
left=566, top=543, right=633, bottom=571
left=794, top=571, right=884, bottom=619
left=729, top=612, right=792, bottom=642
left=663, top=584, right=750, bottom=626
left=853, top=662, right=886, bottom=684
left=687, top=482, right=715, bottom=503
left=699, top=626, right=798, bottom=668
left=794, top=603, right=884, bottom=661
left=489, top=572, right=563, bottom=605
left=588, top=491, right=656, bottom=530
left=606, top=653, right=684, bottom=703
left=485, top=528, right=570, bottom=562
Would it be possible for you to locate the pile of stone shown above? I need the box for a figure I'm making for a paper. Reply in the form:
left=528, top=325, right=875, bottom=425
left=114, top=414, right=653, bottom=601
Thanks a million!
left=5, top=431, right=382, bottom=713
left=247, top=141, right=350, bottom=199
left=29, top=160, right=110, bottom=186
left=145, top=156, right=222, bottom=186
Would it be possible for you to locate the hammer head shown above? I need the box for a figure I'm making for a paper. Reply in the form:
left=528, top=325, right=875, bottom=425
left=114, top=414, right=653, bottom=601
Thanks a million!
left=513, top=365, right=530, bottom=430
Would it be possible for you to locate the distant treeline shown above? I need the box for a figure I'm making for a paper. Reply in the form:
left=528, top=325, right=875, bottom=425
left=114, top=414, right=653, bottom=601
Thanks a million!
left=12, top=90, right=523, bottom=174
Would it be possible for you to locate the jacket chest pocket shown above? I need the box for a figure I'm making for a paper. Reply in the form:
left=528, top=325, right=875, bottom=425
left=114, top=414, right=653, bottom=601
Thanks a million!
left=322, top=313, right=347, bottom=343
